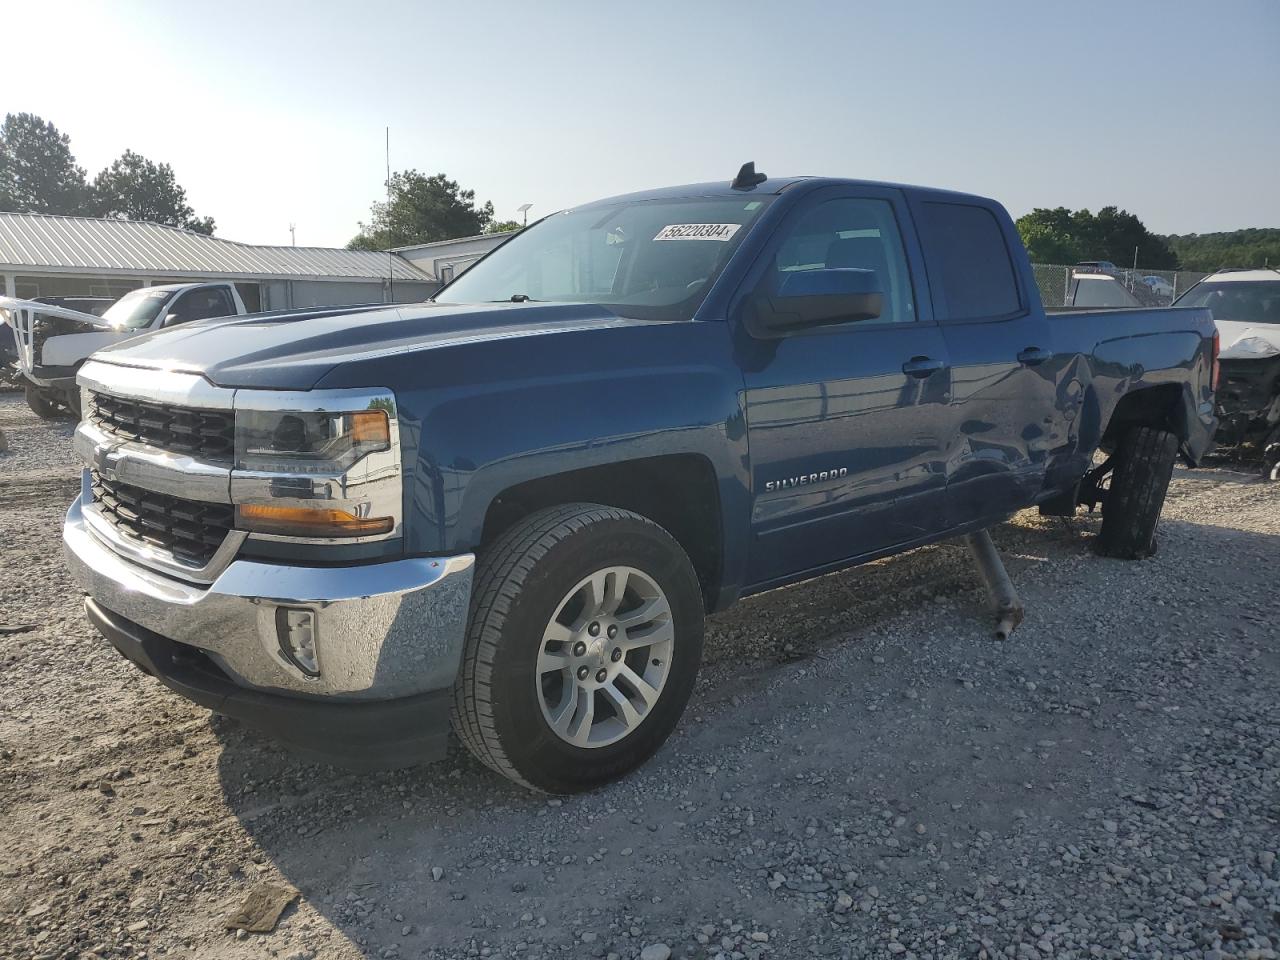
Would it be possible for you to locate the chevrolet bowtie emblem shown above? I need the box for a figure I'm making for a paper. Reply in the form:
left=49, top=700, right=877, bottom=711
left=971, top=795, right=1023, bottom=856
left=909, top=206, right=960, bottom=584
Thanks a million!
left=93, top=444, right=124, bottom=480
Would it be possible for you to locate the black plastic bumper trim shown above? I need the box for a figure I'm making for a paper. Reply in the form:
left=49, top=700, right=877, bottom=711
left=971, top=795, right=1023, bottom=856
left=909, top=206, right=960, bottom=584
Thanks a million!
left=85, top=597, right=451, bottom=770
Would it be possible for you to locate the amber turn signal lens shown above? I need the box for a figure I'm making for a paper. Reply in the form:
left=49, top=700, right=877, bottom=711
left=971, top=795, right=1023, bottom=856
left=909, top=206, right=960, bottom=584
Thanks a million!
left=349, top=410, right=390, bottom=445
left=237, top=503, right=393, bottom=537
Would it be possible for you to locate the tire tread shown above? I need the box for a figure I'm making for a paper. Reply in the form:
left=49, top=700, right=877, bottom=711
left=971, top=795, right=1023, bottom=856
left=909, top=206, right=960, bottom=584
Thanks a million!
left=1097, top=425, right=1178, bottom=559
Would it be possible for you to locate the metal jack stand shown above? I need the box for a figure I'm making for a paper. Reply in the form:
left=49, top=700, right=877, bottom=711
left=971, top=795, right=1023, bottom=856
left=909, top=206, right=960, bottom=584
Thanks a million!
left=964, top=529, right=1024, bottom=640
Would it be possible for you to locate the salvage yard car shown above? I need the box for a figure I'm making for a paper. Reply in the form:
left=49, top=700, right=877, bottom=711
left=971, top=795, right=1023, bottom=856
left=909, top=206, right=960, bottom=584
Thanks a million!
left=0, top=281, right=247, bottom=419
left=62, top=166, right=1219, bottom=793
left=1173, top=267, right=1280, bottom=478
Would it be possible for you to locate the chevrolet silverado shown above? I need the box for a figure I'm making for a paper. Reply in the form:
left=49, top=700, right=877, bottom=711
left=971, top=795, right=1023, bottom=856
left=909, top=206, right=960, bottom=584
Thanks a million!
left=63, top=165, right=1218, bottom=792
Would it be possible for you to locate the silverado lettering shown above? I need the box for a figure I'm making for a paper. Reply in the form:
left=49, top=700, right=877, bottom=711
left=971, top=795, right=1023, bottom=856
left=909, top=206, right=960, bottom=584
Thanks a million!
left=765, top=467, right=850, bottom=491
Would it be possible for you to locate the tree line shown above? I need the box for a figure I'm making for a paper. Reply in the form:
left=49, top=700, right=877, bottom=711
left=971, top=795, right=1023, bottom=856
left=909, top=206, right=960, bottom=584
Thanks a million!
left=5, top=112, right=1274, bottom=265
left=1016, top=206, right=1279, bottom=272
left=1163, top=229, right=1280, bottom=273
left=1015, top=206, right=1178, bottom=269
left=0, top=113, right=215, bottom=234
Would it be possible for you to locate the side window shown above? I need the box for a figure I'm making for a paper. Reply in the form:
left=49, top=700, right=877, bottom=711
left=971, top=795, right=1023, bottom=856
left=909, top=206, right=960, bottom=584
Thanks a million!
left=165, top=287, right=235, bottom=325
left=915, top=202, right=1021, bottom=321
left=771, top=198, right=916, bottom=324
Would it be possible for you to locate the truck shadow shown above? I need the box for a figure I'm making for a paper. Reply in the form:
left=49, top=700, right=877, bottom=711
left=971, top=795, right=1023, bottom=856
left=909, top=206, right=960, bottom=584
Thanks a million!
left=208, top=510, right=1274, bottom=954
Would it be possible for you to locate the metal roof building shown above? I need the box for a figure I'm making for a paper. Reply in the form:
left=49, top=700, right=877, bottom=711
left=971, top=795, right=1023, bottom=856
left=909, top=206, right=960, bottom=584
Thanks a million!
left=394, top=230, right=517, bottom=284
left=0, top=212, right=438, bottom=311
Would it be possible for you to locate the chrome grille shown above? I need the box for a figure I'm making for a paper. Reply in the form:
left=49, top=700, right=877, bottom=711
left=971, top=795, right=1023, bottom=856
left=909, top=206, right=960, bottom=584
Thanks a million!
left=89, top=391, right=235, bottom=464
left=90, top=470, right=233, bottom=568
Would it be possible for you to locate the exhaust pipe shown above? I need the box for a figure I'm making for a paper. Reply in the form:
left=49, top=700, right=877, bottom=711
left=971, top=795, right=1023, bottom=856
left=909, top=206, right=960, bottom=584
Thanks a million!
left=965, top=529, right=1024, bottom=640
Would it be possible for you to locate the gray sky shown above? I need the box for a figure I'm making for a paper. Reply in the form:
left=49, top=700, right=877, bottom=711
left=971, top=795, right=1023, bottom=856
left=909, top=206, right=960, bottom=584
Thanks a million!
left=8, top=0, right=1278, bottom=247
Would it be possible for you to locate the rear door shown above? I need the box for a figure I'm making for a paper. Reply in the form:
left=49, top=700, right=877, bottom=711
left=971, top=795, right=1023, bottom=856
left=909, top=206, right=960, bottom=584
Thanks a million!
left=734, top=185, right=951, bottom=586
left=908, top=197, right=1058, bottom=524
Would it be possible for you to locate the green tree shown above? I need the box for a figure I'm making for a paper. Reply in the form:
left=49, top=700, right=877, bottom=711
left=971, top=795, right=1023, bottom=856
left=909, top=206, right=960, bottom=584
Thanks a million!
left=485, top=219, right=523, bottom=234
left=348, top=171, right=494, bottom=249
left=91, top=150, right=215, bottom=234
left=1162, top=229, right=1280, bottom=272
left=1016, top=205, right=1178, bottom=269
left=0, top=112, right=90, bottom=215
left=1016, top=208, right=1082, bottom=263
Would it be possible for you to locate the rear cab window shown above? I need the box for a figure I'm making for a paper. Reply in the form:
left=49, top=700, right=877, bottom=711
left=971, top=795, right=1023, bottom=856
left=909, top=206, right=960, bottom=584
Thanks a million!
left=915, top=201, right=1022, bottom=322
left=1070, top=275, right=1141, bottom=308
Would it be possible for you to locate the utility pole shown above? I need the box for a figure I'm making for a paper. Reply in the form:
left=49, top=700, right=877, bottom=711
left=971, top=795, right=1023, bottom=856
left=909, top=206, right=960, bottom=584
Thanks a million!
left=386, top=126, right=394, bottom=303
left=289, top=223, right=296, bottom=246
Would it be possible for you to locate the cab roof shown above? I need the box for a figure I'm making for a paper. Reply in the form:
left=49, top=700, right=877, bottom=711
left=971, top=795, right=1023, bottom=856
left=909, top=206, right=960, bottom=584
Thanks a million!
left=577, top=175, right=997, bottom=209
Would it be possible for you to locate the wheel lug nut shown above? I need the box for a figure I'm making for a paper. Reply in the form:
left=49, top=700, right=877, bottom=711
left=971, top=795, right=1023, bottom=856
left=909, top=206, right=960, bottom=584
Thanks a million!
left=576, top=665, right=589, bottom=681
left=573, top=641, right=587, bottom=657
left=595, top=668, right=608, bottom=683
left=588, top=622, right=601, bottom=637
left=607, top=624, right=618, bottom=639
left=611, top=648, right=622, bottom=662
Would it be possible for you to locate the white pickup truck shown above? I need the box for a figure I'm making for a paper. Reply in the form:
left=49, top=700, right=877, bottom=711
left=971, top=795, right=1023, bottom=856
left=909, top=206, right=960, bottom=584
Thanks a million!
left=1, top=281, right=247, bottom=419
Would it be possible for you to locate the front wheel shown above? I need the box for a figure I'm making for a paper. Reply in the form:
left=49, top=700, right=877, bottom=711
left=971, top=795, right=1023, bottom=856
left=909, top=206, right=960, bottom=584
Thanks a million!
left=24, top=384, right=63, bottom=421
left=1096, top=426, right=1178, bottom=559
left=451, top=503, right=704, bottom=793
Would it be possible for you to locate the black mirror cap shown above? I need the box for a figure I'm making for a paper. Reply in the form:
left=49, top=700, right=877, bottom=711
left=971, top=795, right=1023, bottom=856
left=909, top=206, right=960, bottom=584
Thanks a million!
left=745, top=268, right=884, bottom=339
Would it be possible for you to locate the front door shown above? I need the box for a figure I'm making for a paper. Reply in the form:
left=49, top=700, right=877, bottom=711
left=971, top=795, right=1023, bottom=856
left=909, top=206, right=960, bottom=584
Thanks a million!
left=735, top=188, right=952, bottom=587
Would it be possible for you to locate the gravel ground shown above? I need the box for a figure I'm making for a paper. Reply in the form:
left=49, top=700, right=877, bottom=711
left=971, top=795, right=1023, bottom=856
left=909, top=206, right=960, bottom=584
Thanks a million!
left=1, top=389, right=1277, bottom=960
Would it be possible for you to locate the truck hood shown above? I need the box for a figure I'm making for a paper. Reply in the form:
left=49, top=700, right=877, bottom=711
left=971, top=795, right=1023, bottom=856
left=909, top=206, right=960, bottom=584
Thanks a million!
left=88, top=301, right=643, bottom=389
left=1216, top=320, right=1280, bottom=357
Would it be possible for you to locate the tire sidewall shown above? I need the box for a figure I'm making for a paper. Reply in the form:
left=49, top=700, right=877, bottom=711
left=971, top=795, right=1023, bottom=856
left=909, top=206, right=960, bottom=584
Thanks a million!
left=483, top=516, right=703, bottom=792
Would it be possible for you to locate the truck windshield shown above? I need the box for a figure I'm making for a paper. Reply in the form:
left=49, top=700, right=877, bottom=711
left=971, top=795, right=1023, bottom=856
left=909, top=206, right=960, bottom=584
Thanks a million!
left=1175, top=281, right=1280, bottom=325
left=101, top=288, right=173, bottom=330
left=434, top=197, right=774, bottom=321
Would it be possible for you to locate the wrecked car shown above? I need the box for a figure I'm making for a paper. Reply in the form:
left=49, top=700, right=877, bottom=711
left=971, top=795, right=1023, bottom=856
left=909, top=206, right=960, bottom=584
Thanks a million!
left=1, top=282, right=247, bottom=419
left=1174, top=268, right=1280, bottom=478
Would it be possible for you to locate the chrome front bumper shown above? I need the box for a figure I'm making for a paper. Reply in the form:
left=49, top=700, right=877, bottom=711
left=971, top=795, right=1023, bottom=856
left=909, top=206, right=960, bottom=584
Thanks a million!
left=63, top=495, right=475, bottom=701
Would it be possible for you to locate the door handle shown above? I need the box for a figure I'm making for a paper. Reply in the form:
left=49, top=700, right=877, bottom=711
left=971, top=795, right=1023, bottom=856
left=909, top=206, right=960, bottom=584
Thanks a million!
left=902, top=356, right=945, bottom=379
left=1018, top=347, right=1052, bottom=366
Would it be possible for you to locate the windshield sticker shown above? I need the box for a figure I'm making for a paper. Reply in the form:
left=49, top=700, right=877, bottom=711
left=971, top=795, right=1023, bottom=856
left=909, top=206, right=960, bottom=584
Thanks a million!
left=653, top=223, right=741, bottom=242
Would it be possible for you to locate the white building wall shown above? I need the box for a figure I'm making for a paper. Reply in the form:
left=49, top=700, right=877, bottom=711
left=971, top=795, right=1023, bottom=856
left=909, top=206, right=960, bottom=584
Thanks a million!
left=395, top=232, right=514, bottom=283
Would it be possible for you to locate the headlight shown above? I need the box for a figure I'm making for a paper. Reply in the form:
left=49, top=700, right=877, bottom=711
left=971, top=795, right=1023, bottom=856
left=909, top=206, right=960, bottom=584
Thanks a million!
left=1220, top=336, right=1280, bottom=359
left=230, top=392, right=402, bottom=543
left=235, top=409, right=390, bottom=473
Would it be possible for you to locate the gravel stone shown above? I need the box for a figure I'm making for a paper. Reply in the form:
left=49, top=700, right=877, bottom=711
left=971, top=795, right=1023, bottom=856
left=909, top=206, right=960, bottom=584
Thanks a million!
left=2, top=393, right=1278, bottom=960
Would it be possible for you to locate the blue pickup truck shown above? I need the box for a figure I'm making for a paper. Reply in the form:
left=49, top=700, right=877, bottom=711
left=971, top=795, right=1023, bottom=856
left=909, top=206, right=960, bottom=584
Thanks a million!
left=63, top=166, right=1218, bottom=792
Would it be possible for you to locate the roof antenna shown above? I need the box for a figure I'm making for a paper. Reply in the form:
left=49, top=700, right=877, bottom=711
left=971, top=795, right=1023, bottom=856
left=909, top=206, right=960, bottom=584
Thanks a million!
left=731, top=161, right=767, bottom=190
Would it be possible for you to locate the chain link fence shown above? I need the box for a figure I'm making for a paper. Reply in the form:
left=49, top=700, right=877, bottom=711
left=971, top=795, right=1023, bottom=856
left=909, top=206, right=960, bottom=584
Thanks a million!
left=1032, top=263, right=1210, bottom=308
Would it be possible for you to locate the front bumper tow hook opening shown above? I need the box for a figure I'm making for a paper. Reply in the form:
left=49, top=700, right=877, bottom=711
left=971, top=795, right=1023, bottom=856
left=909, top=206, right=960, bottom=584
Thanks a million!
left=276, top=607, right=321, bottom=678
left=964, top=529, right=1024, bottom=641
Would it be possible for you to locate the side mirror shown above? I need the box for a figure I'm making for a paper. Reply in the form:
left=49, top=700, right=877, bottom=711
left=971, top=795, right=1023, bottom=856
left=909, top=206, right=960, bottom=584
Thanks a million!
left=748, top=268, right=883, bottom=338
left=162, top=312, right=181, bottom=326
